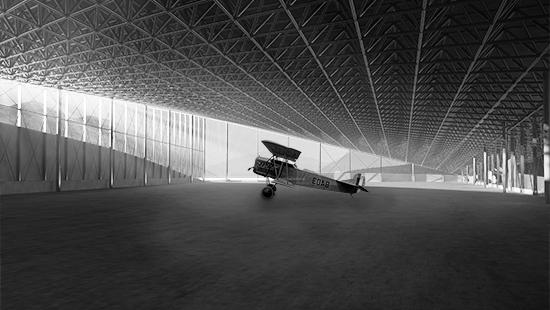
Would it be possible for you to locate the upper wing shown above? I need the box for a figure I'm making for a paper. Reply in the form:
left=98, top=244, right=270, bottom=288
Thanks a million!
left=261, top=140, right=301, bottom=162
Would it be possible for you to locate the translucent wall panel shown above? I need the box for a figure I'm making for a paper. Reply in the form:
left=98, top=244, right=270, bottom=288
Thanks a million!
left=227, top=123, right=257, bottom=178
left=0, top=79, right=18, bottom=125
left=113, top=100, right=126, bottom=153
left=20, top=83, right=44, bottom=131
left=65, top=92, right=85, bottom=141
left=289, top=137, right=320, bottom=173
left=351, top=150, right=380, bottom=172
left=321, top=143, right=350, bottom=180
left=205, top=118, right=226, bottom=178
left=44, top=87, right=58, bottom=135
left=258, top=129, right=287, bottom=158
left=84, top=94, right=101, bottom=145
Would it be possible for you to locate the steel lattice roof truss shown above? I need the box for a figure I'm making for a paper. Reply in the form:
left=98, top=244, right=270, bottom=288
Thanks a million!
left=0, top=0, right=548, bottom=172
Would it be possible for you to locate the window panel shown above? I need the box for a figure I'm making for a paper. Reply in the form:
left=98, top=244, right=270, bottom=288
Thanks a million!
left=205, top=118, right=226, bottom=179
left=321, top=144, right=350, bottom=180
left=289, top=136, right=320, bottom=173
left=227, top=123, right=257, bottom=179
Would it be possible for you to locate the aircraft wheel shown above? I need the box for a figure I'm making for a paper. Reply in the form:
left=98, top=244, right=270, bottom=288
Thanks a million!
left=262, top=186, right=274, bottom=198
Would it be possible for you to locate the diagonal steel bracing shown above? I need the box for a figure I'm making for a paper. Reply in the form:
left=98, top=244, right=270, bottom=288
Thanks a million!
left=212, top=0, right=367, bottom=152
left=436, top=44, right=550, bottom=170
left=279, top=0, right=376, bottom=155
left=404, top=0, right=428, bottom=163
left=348, top=0, right=392, bottom=159
left=420, top=0, right=519, bottom=166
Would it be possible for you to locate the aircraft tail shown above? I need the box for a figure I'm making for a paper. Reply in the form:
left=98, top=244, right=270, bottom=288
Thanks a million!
left=353, top=173, right=368, bottom=192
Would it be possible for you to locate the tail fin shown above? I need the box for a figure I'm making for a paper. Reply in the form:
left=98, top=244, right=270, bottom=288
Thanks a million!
left=354, top=173, right=361, bottom=186
left=353, top=173, right=368, bottom=192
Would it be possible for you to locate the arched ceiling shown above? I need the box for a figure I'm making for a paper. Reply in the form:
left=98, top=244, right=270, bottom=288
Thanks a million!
left=0, top=0, right=548, bottom=172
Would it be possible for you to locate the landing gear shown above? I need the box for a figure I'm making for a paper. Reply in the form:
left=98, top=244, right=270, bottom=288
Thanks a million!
left=262, top=184, right=276, bottom=198
left=262, top=186, right=274, bottom=198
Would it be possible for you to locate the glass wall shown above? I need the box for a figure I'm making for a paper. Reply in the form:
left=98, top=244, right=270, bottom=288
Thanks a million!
left=0, top=79, right=205, bottom=183
left=202, top=117, right=419, bottom=182
left=1, top=78, right=431, bottom=187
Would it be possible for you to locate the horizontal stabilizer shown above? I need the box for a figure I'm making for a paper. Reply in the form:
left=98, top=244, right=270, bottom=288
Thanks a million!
left=261, top=140, right=301, bottom=162
left=336, top=180, right=368, bottom=193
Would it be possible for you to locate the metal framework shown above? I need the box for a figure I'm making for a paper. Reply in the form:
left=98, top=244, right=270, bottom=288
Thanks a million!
left=0, top=0, right=548, bottom=172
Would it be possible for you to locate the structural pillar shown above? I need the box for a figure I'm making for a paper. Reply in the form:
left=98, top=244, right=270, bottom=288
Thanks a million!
left=483, top=149, right=489, bottom=187
left=472, top=157, right=476, bottom=184
left=225, top=120, right=228, bottom=181
left=319, top=142, right=322, bottom=174
left=109, top=98, right=114, bottom=189
left=520, top=154, right=525, bottom=192
left=55, top=88, right=62, bottom=191
left=544, top=68, right=550, bottom=203
left=168, top=110, right=172, bottom=185
left=411, top=163, right=415, bottom=182
left=502, top=125, right=507, bottom=193
left=15, top=83, right=21, bottom=182
left=379, top=155, right=383, bottom=182
left=144, top=104, right=148, bottom=186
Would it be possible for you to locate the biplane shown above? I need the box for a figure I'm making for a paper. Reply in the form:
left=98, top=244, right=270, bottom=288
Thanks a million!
left=249, top=140, right=368, bottom=198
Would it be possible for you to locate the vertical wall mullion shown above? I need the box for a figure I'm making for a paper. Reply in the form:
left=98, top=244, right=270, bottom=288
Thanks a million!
left=42, top=88, right=47, bottom=181
left=168, top=110, right=172, bottom=184
left=134, top=103, right=138, bottom=179
left=82, top=96, right=87, bottom=180
left=152, top=108, right=156, bottom=178
left=225, top=121, right=228, bottom=181
left=203, top=118, right=206, bottom=181
left=98, top=100, right=102, bottom=181
left=318, top=142, right=322, bottom=174
left=144, top=104, right=148, bottom=186
left=55, top=88, right=62, bottom=191
left=189, top=115, right=195, bottom=183
left=123, top=101, right=128, bottom=179
left=109, top=98, right=114, bottom=188
left=16, top=83, right=21, bottom=182
left=63, top=93, right=68, bottom=181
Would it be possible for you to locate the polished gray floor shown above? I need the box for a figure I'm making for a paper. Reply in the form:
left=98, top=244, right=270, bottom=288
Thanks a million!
left=1, top=183, right=547, bottom=309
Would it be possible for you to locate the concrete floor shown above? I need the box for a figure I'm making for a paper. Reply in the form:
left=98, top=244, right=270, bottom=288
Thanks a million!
left=1, top=183, right=547, bottom=310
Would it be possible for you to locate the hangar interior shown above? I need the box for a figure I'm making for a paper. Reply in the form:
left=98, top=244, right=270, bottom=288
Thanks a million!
left=1, top=0, right=548, bottom=309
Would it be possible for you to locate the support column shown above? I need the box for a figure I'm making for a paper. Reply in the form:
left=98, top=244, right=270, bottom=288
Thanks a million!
left=189, top=115, right=196, bottom=183
left=520, top=154, right=525, bottom=192
left=42, top=90, right=47, bottom=181
left=483, top=149, right=489, bottom=187
left=63, top=92, right=68, bottom=182
left=109, top=98, right=114, bottom=189
left=98, top=97, right=102, bottom=181
left=348, top=149, right=352, bottom=180
left=203, top=119, right=206, bottom=182
left=411, top=163, right=415, bottom=182
left=379, top=155, right=383, bottom=182
left=168, top=110, right=172, bottom=184
left=511, top=153, right=516, bottom=190
left=496, top=153, right=501, bottom=186
left=123, top=101, right=127, bottom=180
left=502, top=126, right=507, bottom=193
left=16, top=83, right=21, bottom=182
left=544, top=68, right=550, bottom=202
left=82, top=96, right=87, bottom=180
left=319, top=142, right=322, bottom=174
left=225, top=120, right=228, bottom=181
left=472, top=157, right=476, bottom=184
left=55, top=88, right=62, bottom=191
left=144, top=104, right=148, bottom=186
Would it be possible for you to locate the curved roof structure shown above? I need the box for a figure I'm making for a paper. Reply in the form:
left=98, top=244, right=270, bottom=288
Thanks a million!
left=0, top=0, right=548, bottom=172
